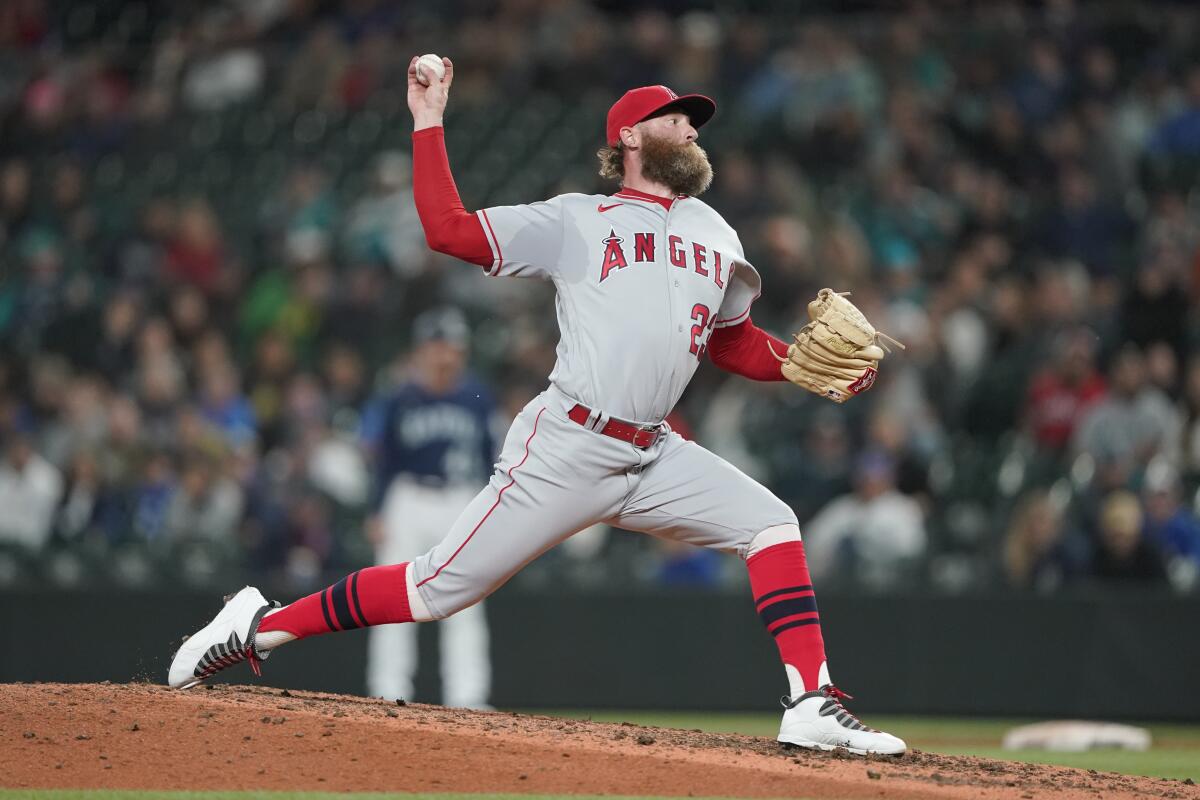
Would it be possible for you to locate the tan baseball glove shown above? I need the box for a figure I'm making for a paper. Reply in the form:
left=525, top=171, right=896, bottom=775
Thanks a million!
left=769, top=289, right=903, bottom=403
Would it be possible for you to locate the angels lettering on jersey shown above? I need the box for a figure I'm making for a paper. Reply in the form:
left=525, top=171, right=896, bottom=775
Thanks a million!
left=599, top=228, right=731, bottom=289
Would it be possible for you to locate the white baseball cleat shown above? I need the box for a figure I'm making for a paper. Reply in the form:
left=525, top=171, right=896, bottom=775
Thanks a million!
left=168, top=586, right=279, bottom=689
left=777, top=685, right=906, bottom=755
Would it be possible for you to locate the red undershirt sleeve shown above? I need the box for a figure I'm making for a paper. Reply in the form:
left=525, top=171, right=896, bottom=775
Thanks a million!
left=411, top=126, right=492, bottom=268
left=707, top=318, right=789, bottom=382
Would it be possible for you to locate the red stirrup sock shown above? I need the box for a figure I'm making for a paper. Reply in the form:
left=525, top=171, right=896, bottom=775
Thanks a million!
left=746, top=540, right=830, bottom=695
left=256, top=563, right=414, bottom=643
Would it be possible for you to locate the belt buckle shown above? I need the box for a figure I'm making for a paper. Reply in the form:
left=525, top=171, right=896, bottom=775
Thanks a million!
left=634, top=424, right=661, bottom=449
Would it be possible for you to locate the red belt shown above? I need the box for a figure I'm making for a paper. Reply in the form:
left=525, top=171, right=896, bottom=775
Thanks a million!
left=567, top=404, right=664, bottom=449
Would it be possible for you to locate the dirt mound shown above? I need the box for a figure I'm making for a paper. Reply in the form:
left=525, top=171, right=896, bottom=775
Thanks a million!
left=1, top=683, right=1195, bottom=798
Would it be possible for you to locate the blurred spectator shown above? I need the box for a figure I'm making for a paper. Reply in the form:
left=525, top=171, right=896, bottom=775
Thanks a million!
left=279, top=22, right=349, bottom=111
left=1009, top=38, right=1068, bottom=126
left=246, top=330, right=296, bottom=449
left=1141, top=459, right=1200, bottom=569
left=197, top=363, right=256, bottom=448
left=181, top=17, right=265, bottom=112
left=0, top=159, right=32, bottom=251
left=1120, top=257, right=1189, bottom=361
left=653, top=539, right=721, bottom=586
left=337, top=30, right=392, bottom=110
left=1037, top=163, right=1131, bottom=279
left=1184, top=356, right=1200, bottom=481
left=93, top=292, right=141, bottom=377
left=0, top=431, right=63, bottom=550
left=0, top=0, right=48, bottom=48
left=321, top=342, right=368, bottom=428
left=1073, top=345, right=1182, bottom=488
left=45, top=159, right=94, bottom=258
left=1146, top=65, right=1200, bottom=158
left=1023, top=326, right=1106, bottom=453
left=1090, top=490, right=1166, bottom=583
left=260, top=163, right=338, bottom=266
left=168, top=285, right=211, bottom=352
left=109, top=199, right=174, bottom=291
left=55, top=449, right=107, bottom=542
left=1002, top=489, right=1088, bottom=592
left=131, top=451, right=175, bottom=542
left=803, top=450, right=926, bottom=590
left=166, top=200, right=229, bottom=295
left=776, top=404, right=852, bottom=523
left=163, top=454, right=244, bottom=543
left=341, top=152, right=426, bottom=275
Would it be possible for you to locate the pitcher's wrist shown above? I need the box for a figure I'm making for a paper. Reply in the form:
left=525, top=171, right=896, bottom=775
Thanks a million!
left=413, top=113, right=444, bottom=131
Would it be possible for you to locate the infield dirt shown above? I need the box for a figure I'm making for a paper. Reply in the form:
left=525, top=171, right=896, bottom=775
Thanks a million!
left=2, top=683, right=1196, bottom=799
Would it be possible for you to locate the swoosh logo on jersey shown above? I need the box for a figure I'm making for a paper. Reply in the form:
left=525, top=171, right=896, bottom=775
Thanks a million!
left=597, top=203, right=623, bottom=213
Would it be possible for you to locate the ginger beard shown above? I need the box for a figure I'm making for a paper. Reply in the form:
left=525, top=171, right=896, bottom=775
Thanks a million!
left=636, top=132, right=713, bottom=197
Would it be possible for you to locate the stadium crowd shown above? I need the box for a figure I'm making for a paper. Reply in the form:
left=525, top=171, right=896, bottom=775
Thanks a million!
left=1, top=0, right=1199, bottom=593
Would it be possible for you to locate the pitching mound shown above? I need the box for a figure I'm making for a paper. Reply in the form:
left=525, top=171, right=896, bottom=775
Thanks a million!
left=2, top=683, right=1195, bottom=799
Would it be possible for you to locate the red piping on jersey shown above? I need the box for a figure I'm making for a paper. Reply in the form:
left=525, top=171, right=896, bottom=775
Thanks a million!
left=411, top=127, right=492, bottom=268
left=715, top=304, right=753, bottom=327
left=478, top=208, right=504, bottom=274
left=614, top=185, right=681, bottom=211
left=417, top=406, right=546, bottom=589
left=707, top=318, right=788, bottom=382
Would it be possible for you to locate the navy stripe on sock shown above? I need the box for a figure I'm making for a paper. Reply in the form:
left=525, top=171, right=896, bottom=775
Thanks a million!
left=754, top=584, right=812, bottom=606
left=350, top=570, right=368, bottom=627
left=329, top=576, right=359, bottom=631
left=320, top=588, right=337, bottom=632
left=759, top=595, right=820, bottom=627
left=770, top=617, right=822, bottom=637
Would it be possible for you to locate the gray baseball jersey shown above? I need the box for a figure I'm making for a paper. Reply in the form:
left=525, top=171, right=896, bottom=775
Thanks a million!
left=476, top=190, right=762, bottom=424
left=402, top=189, right=799, bottom=621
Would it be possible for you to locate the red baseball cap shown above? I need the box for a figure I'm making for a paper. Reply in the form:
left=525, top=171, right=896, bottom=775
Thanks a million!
left=605, top=85, right=716, bottom=147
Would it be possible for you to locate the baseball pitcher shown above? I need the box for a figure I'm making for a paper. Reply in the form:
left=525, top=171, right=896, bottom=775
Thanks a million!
left=170, top=55, right=905, bottom=755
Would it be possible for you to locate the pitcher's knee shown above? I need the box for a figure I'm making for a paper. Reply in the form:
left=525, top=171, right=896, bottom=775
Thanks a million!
left=410, top=571, right=492, bottom=621
left=743, top=520, right=802, bottom=560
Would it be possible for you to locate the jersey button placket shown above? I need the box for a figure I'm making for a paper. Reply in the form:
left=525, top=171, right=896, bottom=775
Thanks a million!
left=664, top=202, right=688, bottom=386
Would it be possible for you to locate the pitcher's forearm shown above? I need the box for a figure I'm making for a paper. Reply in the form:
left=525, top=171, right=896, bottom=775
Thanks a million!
left=411, top=127, right=492, bottom=267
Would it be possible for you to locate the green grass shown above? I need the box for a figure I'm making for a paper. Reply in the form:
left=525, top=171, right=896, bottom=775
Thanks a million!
left=539, top=710, right=1200, bottom=781
left=0, top=794, right=810, bottom=800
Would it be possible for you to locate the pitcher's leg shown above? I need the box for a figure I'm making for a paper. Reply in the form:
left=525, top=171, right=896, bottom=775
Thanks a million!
left=169, top=401, right=627, bottom=688
left=428, top=485, right=492, bottom=708
left=612, top=432, right=798, bottom=557
left=256, top=481, right=430, bottom=649
left=612, top=433, right=905, bottom=754
left=409, top=407, right=626, bottom=620
left=612, top=433, right=830, bottom=689
left=439, top=601, right=491, bottom=708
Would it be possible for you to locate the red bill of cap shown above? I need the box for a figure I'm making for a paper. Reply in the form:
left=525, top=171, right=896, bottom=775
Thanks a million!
left=605, top=85, right=716, bottom=147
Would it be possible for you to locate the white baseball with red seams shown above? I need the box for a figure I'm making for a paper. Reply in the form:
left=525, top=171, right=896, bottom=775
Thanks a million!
left=415, top=54, right=446, bottom=86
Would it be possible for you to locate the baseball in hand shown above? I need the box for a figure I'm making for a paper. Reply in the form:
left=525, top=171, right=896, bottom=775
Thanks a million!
left=415, top=54, right=447, bottom=86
